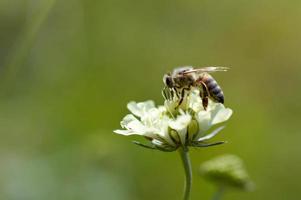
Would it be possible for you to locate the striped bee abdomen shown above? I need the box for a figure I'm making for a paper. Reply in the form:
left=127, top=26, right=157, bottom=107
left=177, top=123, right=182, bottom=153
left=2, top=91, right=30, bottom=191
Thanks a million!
left=203, top=74, right=224, bottom=104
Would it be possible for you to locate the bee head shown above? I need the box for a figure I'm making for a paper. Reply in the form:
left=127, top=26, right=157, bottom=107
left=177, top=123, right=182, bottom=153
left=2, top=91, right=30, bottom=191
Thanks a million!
left=163, top=73, right=173, bottom=88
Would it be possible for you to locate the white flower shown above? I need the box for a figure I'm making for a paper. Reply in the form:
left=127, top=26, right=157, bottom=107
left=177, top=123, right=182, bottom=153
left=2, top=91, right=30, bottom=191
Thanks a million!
left=114, top=101, right=177, bottom=150
left=114, top=88, right=233, bottom=151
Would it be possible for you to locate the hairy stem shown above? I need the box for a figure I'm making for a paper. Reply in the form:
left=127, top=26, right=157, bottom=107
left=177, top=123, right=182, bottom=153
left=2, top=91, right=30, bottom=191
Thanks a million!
left=179, top=146, right=192, bottom=200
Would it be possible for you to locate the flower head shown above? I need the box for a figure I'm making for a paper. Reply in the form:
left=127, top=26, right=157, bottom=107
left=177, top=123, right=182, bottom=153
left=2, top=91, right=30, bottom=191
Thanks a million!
left=199, top=154, right=254, bottom=191
left=114, top=88, right=232, bottom=151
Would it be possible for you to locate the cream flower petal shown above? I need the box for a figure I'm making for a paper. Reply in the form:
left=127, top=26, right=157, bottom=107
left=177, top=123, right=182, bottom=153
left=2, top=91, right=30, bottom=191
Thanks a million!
left=195, top=101, right=233, bottom=140
left=197, top=126, right=225, bottom=142
left=141, top=108, right=175, bottom=146
left=196, top=111, right=212, bottom=132
left=127, top=101, right=155, bottom=118
left=114, top=114, right=154, bottom=137
left=114, top=129, right=133, bottom=136
left=211, top=104, right=233, bottom=125
left=141, top=108, right=161, bottom=125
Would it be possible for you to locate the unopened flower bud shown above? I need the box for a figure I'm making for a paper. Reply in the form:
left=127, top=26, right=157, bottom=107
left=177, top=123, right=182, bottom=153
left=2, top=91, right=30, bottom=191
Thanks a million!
left=199, top=154, right=254, bottom=191
left=169, top=129, right=181, bottom=144
left=188, top=119, right=198, bottom=140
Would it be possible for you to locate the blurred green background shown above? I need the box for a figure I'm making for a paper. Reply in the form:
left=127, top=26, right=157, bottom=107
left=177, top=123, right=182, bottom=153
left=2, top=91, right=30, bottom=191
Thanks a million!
left=0, top=0, right=300, bottom=199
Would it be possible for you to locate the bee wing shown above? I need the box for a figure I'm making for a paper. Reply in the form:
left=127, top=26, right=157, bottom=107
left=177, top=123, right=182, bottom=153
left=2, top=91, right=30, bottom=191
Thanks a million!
left=183, top=66, right=229, bottom=74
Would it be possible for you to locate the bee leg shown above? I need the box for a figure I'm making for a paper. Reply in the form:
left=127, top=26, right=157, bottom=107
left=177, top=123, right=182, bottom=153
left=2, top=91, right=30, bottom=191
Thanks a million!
left=162, top=87, right=168, bottom=100
left=174, top=88, right=180, bottom=98
left=162, top=86, right=171, bottom=100
left=200, top=82, right=209, bottom=110
left=175, top=89, right=186, bottom=109
left=170, top=89, right=174, bottom=100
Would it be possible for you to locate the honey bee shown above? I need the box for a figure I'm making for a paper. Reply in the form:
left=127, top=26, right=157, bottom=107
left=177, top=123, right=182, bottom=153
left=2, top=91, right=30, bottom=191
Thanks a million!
left=163, top=66, right=228, bottom=110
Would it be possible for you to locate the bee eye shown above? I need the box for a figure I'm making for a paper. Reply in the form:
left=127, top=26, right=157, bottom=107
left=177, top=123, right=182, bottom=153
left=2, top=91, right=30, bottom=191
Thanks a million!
left=164, top=76, right=173, bottom=87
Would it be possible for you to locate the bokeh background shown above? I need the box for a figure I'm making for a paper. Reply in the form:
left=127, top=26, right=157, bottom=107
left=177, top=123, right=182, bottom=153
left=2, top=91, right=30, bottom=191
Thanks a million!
left=0, top=0, right=300, bottom=199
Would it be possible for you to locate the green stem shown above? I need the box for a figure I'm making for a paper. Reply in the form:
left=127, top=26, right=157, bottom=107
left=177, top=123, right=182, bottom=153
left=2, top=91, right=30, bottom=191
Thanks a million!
left=179, top=146, right=192, bottom=200
left=211, top=186, right=224, bottom=200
